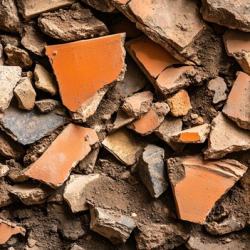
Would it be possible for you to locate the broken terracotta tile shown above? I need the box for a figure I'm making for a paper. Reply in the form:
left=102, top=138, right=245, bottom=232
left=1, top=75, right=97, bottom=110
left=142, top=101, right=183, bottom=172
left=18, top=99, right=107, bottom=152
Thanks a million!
left=1, top=106, right=65, bottom=145
left=155, top=116, right=184, bottom=151
left=224, top=30, right=250, bottom=75
left=115, top=0, right=206, bottom=62
left=102, top=128, right=141, bottom=166
left=0, top=0, right=21, bottom=33
left=17, top=0, right=76, bottom=19
left=111, top=110, right=135, bottom=131
left=201, top=0, right=250, bottom=32
left=156, top=66, right=197, bottom=96
left=38, top=3, right=109, bottom=42
left=122, top=91, right=153, bottom=118
left=0, top=131, right=24, bottom=160
left=0, top=66, right=21, bottom=112
left=222, top=72, right=250, bottom=130
left=167, top=90, right=192, bottom=117
left=14, top=76, right=36, bottom=110
left=46, top=33, right=126, bottom=112
left=4, top=44, right=33, bottom=69
left=75, top=147, right=99, bottom=174
left=0, top=219, right=26, bottom=244
left=70, top=86, right=110, bottom=123
left=167, top=156, right=247, bottom=224
left=63, top=174, right=100, bottom=212
left=207, top=77, right=228, bottom=104
left=204, top=113, right=250, bottom=159
left=125, top=35, right=180, bottom=82
left=127, top=102, right=169, bottom=136
left=25, top=124, right=99, bottom=188
left=171, top=123, right=210, bottom=144
left=8, top=182, right=53, bottom=206
left=81, top=0, right=115, bottom=12
left=21, top=24, right=47, bottom=56
left=139, top=145, right=168, bottom=198
left=34, top=64, right=58, bottom=96
left=90, top=206, right=136, bottom=244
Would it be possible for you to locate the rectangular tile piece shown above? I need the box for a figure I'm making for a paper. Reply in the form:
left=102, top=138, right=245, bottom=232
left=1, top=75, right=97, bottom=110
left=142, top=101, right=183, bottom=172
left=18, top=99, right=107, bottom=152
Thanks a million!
left=25, top=124, right=99, bottom=188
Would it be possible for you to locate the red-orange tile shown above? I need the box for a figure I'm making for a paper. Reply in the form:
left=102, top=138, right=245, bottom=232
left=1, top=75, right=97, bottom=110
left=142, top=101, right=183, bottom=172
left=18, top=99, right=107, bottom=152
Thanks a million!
left=25, top=124, right=99, bottom=188
left=46, top=34, right=125, bottom=111
left=0, top=220, right=26, bottom=244
left=126, top=35, right=179, bottom=79
left=167, top=156, right=247, bottom=224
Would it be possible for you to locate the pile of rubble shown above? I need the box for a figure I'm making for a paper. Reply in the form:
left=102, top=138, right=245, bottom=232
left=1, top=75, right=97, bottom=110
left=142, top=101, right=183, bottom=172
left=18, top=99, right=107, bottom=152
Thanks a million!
left=0, top=0, right=250, bottom=249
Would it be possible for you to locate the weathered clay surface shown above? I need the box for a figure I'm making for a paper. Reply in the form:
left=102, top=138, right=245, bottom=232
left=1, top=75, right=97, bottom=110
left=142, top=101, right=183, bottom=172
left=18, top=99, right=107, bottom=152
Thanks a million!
left=0, top=219, right=26, bottom=244
left=0, top=66, right=21, bottom=112
left=223, top=72, right=250, bottom=130
left=4, top=45, right=33, bottom=69
left=17, top=0, right=76, bottom=19
left=0, top=0, right=21, bottom=33
left=223, top=30, right=250, bottom=75
left=0, top=164, right=9, bottom=178
left=207, top=77, right=228, bottom=104
left=14, top=76, right=36, bottom=110
left=111, top=110, right=135, bottom=131
left=1, top=106, right=65, bottom=145
left=167, top=90, right=192, bottom=117
left=139, top=144, right=167, bottom=198
left=172, top=123, right=210, bottom=143
left=201, top=0, right=250, bottom=32
left=122, top=91, right=153, bottom=118
left=8, top=182, right=53, bottom=206
left=35, top=99, right=62, bottom=114
left=135, top=223, right=188, bottom=250
left=204, top=113, right=250, bottom=159
left=167, top=156, right=247, bottom=224
left=46, top=33, right=126, bottom=112
left=34, top=64, right=58, bottom=96
left=90, top=206, right=136, bottom=244
left=63, top=174, right=100, bottom=212
left=38, top=3, right=109, bottom=42
left=0, top=180, right=14, bottom=208
left=102, top=128, right=141, bottom=166
left=7, top=160, right=29, bottom=183
left=21, top=25, right=47, bottom=56
left=25, top=124, right=99, bottom=188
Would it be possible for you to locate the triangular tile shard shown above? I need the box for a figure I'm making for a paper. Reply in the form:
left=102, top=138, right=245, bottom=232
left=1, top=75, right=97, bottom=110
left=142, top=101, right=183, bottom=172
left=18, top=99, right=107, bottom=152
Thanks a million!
left=167, top=156, right=247, bottom=224
left=25, top=124, right=99, bottom=188
left=46, top=33, right=126, bottom=112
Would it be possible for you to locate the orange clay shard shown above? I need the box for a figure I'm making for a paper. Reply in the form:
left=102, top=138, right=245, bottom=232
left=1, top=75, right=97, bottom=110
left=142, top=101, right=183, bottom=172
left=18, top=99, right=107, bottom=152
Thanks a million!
left=46, top=33, right=126, bottom=112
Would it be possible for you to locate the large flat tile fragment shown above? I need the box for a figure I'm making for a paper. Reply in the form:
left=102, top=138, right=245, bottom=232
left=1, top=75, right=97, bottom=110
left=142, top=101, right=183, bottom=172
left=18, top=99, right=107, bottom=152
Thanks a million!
left=0, top=66, right=21, bottom=112
left=223, top=30, right=250, bottom=75
left=125, top=35, right=179, bottom=81
left=201, top=0, right=250, bottom=32
left=46, top=34, right=126, bottom=112
left=204, top=113, right=250, bottom=159
left=25, top=124, right=98, bottom=188
left=17, top=0, right=76, bottom=19
left=0, top=219, right=26, bottom=244
left=223, top=72, right=250, bottom=130
left=114, top=0, right=206, bottom=62
left=167, top=156, right=247, bottom=224
left=1, top=106, right=65, bottom=145
left=102, top=128, right=141, bottom=166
